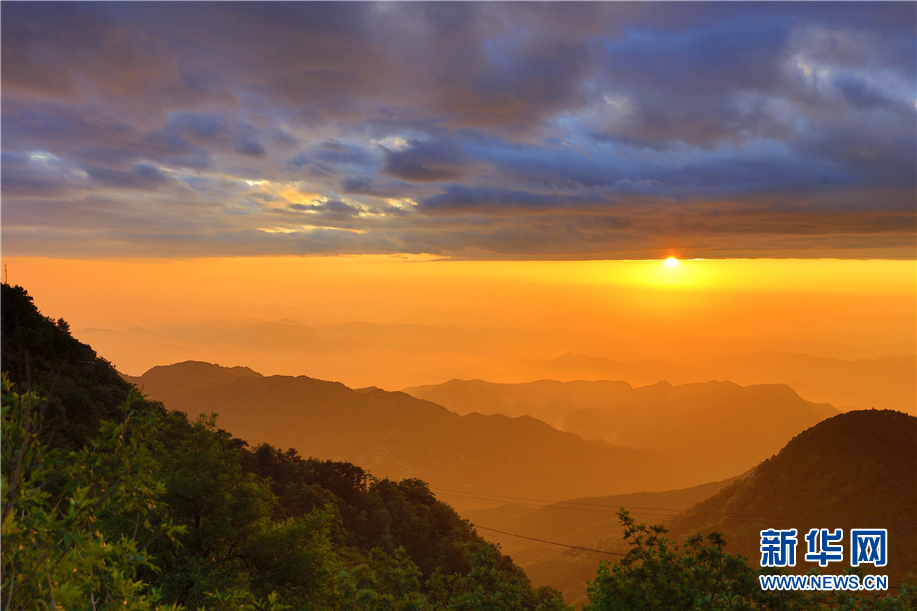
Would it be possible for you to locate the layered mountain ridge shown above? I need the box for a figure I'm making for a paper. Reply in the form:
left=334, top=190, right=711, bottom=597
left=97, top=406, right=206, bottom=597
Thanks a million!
left=126, top=361, right=695, bottom=509
left=404, top=378, right=838, bottom=481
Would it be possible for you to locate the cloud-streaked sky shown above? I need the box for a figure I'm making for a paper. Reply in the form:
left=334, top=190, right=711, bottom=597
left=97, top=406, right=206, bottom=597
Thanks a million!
left=3, top=2, right=915, bottom=259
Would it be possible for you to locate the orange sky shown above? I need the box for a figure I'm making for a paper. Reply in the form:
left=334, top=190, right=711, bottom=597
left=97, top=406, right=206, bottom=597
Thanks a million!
left=5, top=256, right=914, bottom=368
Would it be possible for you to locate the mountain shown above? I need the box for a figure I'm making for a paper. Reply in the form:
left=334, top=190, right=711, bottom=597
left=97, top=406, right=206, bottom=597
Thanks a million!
left=461, top=410, right=917, bottom=604
left=0, top=284, right=151, bottom=448
left=403, top=378, right=837, bottom=481
left=707, top=351, right=916, bottom=414
left=503, top=352, right=711, bottom=387
left=207, top=320, right=336, bottom=353
left=74, top=316, right=915, bottom=412
left=123, top=360, right=261, bottom=403
left=128, top=361, right=696, bottom=510
left=0, top=284, right=571, bottom=610
left=475, top=351, right=916, bottom=414
left=463, top=478, right=740, bottom=554
left=669, top=409, right=917, bottom=585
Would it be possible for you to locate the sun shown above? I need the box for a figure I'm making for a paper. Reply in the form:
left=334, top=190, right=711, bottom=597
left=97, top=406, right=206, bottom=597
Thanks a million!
left=665, top=257, right=679, bottom=267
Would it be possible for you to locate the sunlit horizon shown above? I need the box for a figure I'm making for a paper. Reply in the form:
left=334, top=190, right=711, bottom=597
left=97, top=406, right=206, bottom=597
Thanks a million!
left=5, top=255, right=913, bottom=398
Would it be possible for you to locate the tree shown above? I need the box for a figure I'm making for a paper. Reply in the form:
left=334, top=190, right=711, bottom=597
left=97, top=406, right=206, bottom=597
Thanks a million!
left=1, top=374, right=183, bottom=611
left=150, top=414, right=340, bottom=610
left=337, top=547, right=428, bottom=611
left=585, top=510, right=914, bottom=611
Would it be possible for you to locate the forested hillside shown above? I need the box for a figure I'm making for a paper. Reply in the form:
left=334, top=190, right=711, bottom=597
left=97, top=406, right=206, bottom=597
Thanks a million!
left=669, top=409, right=917, bottom=586
left=472, top=410, right=917, bottom=605
left=1, top=284, right=569, bottom=610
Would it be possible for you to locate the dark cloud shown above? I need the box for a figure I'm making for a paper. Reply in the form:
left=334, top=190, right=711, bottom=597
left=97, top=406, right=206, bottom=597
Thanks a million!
left=85, top=163, right=172, bottom=190
left=1, top=151, right=29, bottom=167
left=315, top=141, right=374, bottom=166
left=2, top=3, right=914, bottom=259
left=234, top=135, right=266, bottom=157
left=290, top=141, right=376, bottom=174
left=832, top=75, right=897, bottom=111
left=168, top=113, right=233, bottom=143
left=419, top=184, right=558, bottom=214
left=158, top=113, right=266, bottom=158
left=382, top=139, right=471, bottom=182
left=1, top=171, right=72, bottom=198
left=339, top=175, right=422, bottom=199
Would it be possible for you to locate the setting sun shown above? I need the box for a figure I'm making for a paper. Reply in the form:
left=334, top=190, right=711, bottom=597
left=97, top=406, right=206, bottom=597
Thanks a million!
left=665, top=257, right=679, bottom=267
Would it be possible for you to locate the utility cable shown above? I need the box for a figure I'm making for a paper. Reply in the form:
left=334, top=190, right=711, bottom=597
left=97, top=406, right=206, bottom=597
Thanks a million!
left=471, top=524, right=628, bottom=557
left=433, top=487, right=917, bottom=528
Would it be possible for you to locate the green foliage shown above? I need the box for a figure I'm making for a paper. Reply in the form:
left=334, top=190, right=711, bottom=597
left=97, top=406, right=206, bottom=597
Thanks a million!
left=439, top=542, right=528, bottom=611
left=148, top=414, right=340, bottom=610
left=1, top=373, right=183, bottom=611
left=425, top=542, right=571, bottom=611
left=0, top=283, right=571, bottom=611
left=337, top=547, right=428, bottom=611
left=199, top=589, right=291, bottom=611
left=585, top=510, right=914, bottom=611
left=240, top=442, right=479, bottom=580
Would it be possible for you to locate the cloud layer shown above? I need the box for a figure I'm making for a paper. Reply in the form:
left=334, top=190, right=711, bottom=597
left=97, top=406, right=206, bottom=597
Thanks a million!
left=2, top=2, right=914, bottom=259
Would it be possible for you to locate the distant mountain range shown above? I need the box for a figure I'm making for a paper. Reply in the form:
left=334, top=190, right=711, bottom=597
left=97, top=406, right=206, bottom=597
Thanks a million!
left=470, top=351, right=916, bottom=414
left=404, top=378, right=838, bottom=481
left=125, top=361, right=695, bottom=509
left=76, top=320, right=915, bottom=413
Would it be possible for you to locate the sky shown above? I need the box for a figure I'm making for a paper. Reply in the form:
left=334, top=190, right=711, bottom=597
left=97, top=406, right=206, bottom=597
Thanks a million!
left=1, top=2, right=915, bottom=388
left=2, top=2, right=915, bottom=261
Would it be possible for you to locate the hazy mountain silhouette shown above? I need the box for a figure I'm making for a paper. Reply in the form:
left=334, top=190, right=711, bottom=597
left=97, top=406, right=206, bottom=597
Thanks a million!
left=708, top=352, right=916, bottom=413
left=151, top=317, right=276, bottom=338
left=75, top=319, right=914, bottom=412
left=124, top=360, right=261, bottom=403
left=502, top=352, right=711, bottom=387
left=128, top=361, right=696, bottom=509
left=404, top=379, right=837, bottom=481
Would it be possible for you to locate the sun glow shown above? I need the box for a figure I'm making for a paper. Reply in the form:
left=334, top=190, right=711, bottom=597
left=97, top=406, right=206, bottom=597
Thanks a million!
left=665, top=257, right=679, bottom=267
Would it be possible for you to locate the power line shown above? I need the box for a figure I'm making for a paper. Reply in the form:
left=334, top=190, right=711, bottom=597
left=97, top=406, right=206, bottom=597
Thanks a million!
left=433, top=487, right=917, bottom=528
left=436, top=490, right=700, bottom=522
left=471, top=524, right=628, bottom=557
left=472, top=524, right=905, bottom=591
left=483, top=531, right=609, bottom=559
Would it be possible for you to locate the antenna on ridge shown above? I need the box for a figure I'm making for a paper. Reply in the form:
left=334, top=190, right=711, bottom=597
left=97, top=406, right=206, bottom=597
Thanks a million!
left=3, top=264, right=6, bottom=285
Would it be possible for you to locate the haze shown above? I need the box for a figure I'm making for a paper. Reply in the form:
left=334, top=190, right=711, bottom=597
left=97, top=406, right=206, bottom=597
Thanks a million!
left=4, top=256, right=912, bottom=409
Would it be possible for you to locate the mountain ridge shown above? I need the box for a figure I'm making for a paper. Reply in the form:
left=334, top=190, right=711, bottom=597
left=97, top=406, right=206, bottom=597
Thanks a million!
left=128, top=361, right=696, bottom=510
left=404, top=377, right=838, bottom=481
